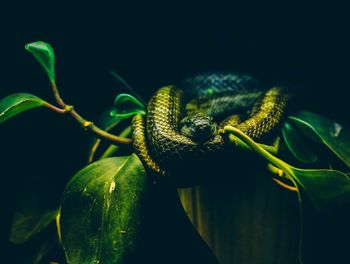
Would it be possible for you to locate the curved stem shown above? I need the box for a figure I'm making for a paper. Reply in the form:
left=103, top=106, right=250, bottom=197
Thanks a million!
left=226, top=133, right=281, bottom=155
left=51, top=82, right=65, bottom=108
left=56, top=212, right=62, bottom=243
left=87, top=120, right=124, bottom=163
left=43, top=102, right=67, bottom=114
left=88, top=138, right=102, bottom=163
left=50, top=81, right=132, bottom=145
left=224, top=125, right=301, bottom=201
left=223, top=126, right=305, bottom=263
left=272, top=178, right=298, bottom=192
left=99, top=126, right=132, bottom=160
left=224, top=126, right=292, bottom=175
left=267, top=163, right=298, bottom=191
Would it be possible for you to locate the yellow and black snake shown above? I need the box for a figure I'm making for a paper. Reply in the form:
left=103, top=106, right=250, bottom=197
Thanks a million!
left=131, top=72, right=289, bottom=186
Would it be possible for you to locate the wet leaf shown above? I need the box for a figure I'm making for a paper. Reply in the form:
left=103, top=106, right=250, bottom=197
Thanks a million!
left=0, top=93, right=46, bottom=124
left=60, top=154, right=147, bottom=264
left=282, top=121, right=318, bottom=164
left=288, top=111, right=350, bottom=167
left=25, top=41, right=55, bottom=83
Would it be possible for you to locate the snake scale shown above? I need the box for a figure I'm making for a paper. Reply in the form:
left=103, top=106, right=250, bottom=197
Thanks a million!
left=131, top=72, right=289, bottom=186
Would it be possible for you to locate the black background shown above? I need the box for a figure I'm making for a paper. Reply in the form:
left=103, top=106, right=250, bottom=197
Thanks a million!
left=1, top=2, right=350, bottom=263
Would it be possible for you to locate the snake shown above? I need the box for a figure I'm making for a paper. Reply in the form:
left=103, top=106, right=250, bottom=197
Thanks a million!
left=131, top=72, right=289, bottom=186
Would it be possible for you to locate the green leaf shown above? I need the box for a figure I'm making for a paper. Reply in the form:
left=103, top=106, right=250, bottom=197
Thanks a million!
left=60, top=154, right=147, bottom=264
left=224, top=125, right=350, bottom=211
left=109, top=71, right=147, bottom=106
left=282, top=121, right=318, bottom=163
left=0, top=93, right=46, bottom=124
left=112, top=93, right=146, bottom=119
left=290, top=167, right=350, bottom=210
left=25, top=41, right=55, bottom=83
left=10, top=190, right=59, bottom=244
left=288, top=111, right=350, bottom=167
left=88, top=94, right=143, bottom=162
left=96, top=107, right=125, bottom=129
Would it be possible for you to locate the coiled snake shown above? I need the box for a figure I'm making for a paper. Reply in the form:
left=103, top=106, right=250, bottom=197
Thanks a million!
left=131, top=73, right=289, bottom=186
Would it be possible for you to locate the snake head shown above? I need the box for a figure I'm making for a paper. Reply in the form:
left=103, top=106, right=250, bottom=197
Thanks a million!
left=180, top=114, right=217, bottom=142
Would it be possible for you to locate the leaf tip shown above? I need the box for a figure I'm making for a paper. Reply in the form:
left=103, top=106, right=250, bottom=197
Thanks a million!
left=24, top=41, right=56, bottom=83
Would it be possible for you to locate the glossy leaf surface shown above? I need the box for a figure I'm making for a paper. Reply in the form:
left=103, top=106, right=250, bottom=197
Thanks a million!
left=288, top=111, right=350, bottom=167
left=0, top=93, right=46, bottom=124
left=60, top=155, right=147, bottom=264
left=282, top=121, right=318, bottom=164
left=290, top=167, right=350, bottom=210
left=25, top=41, right=55, bottom=83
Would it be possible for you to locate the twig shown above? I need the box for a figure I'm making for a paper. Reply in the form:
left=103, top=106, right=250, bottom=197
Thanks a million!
left=50, top=81, right=132, bottom=145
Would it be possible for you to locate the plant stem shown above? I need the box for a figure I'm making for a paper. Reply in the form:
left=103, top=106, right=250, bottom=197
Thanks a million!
left=87, top=120, right=124, bottom=163
left=224, top=126, right=292, bottom=174
left=224, top=125, right=301, bottom=198
left=43, top=102, right=68, bottom=114
left=56, top=212, right=62, bottom=243
left=227, top=133, right=280, bottom=156
left=267, top=163, right=285, bottom=178
left=50, top=81, right=132, bottom=145
left=99, top=126, right=132, bottom=160
left=272, top=178, right=298, bottom=192
left=267, top=163, right=298, bottom=191
left=223, top=126, right=305, bottom=263
left=51, top=82, right=65, bottom=108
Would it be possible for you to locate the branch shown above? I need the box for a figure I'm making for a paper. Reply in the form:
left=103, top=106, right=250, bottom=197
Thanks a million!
left=50, top=82, right=132, bottom=145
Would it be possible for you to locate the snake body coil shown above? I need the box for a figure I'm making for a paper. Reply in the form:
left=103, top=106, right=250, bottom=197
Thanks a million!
left=132, top=73, right=289, bottom=184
